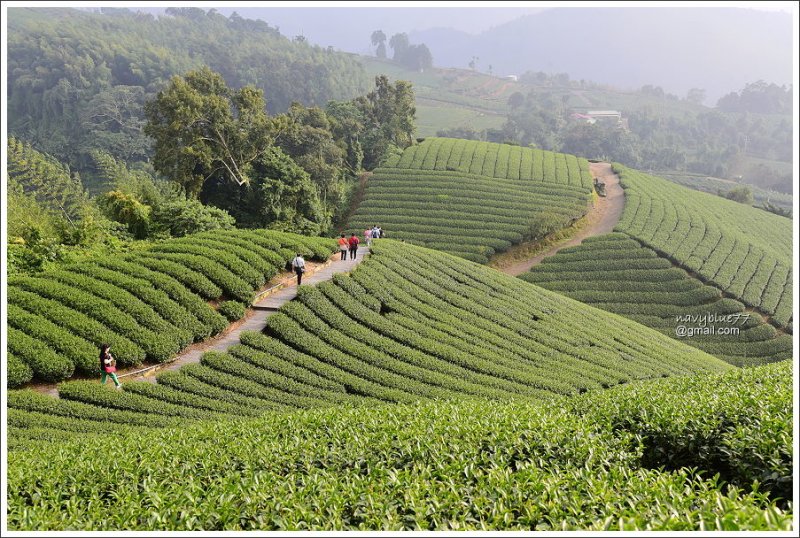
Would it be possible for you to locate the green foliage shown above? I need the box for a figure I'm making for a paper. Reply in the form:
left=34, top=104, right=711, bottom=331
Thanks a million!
left=724, top=185, right=754, bottom=205
left=7, top=137, right=89, bottom=222
left=6, top=353, right=34, bottom=388
left=99, top=190, right=152, bottom=239
left=218, top=301, right=248, bottom=322
left=717, top=81, right=792, bottom=114
left=567, top=362, right=793, bottom=504
left=201, top=146, right=326, bottom=235
left=144, top=67, right=279, bottom=196
left=5, top=363, right=792, bottom=530
left=150, top=199, right=236, bottom=237
left=524, top=233, right=791, bottom=365
left=355, top=75, right=417, bottom=169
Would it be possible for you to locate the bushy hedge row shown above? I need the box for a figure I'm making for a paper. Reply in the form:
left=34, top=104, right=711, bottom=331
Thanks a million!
left=525, top=233, right=789, bottom=365
left=394, top=138, right=594, bottom=191
left=6, top=362, right=792, bottom=531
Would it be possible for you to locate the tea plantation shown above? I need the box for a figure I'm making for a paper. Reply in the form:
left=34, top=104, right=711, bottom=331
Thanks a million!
left=523, top=233, right=792, bottom=366
left=614, top=164, right=793, bottom=330
left=347, top=138, right=593, bottom=263
left=7, top=240, right=731, bottom=448
left=7, top=229, right=337, bottom=386
left=6, top=362, right=792, bottom=530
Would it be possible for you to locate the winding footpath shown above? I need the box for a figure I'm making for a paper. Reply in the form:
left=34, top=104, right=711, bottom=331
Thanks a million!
left=501, top=162, right=625, bottom=276
left=34, top=246, right=370, bottom=396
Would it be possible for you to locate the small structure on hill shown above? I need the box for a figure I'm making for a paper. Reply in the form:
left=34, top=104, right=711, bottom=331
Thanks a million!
left=571, top=110, right=624, bottom=128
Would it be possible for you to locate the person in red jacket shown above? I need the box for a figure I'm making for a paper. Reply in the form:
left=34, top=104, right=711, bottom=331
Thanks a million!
left=348, top=233, right=360, bottom=260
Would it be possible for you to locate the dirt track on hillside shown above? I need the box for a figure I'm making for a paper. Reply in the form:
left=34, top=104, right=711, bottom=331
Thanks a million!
left=501, top=162, right=625, bottom=276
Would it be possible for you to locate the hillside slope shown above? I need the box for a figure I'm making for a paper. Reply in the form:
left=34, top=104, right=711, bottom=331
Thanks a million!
left=613, top=165, right=793, bottom=329
left=523, top=233, right=792, bottom=366
left=347, top=138, right=593, bottom=263
left=8, top=240, right=732, bottom=449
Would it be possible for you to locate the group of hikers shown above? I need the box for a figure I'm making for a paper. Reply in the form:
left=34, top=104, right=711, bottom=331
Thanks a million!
left=289, top=225, right=384, bottom=286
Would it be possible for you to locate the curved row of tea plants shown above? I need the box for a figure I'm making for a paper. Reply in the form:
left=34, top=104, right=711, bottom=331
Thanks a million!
left=349, top=138, right=593, bottom=263
left=6, top=229, right=337, bottom=386
left=7, top=240, right=732, bottom=445
left=6, top=362, right=792, bottom=531
left=613, top=164, right=793, bottom=330
left=394, top=137, right=594, bottom=190
left=522, top=234, right=792, bottom=366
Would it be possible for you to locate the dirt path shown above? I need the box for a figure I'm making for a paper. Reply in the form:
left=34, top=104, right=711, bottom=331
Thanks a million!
left=31, top=246, right=370, bottom=396
left=501, top=162, right=624, bottom=276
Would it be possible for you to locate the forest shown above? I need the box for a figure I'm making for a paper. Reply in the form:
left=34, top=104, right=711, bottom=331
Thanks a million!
left=6, top=7, right=370, bottom=177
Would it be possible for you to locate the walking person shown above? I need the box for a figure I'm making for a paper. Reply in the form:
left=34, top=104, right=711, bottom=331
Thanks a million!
left=348, top=233, right=360, bottom=260
left=364, top=227, right=372, bottom=247
left=371, top=225, right=380, bottom=240
left=338, top=234, right=348, bottom=261
left=378, top=226, right=384, bottom=239
left=99, top=343, right=122, bottom=389
left=291, top=252, right=306, bottom=285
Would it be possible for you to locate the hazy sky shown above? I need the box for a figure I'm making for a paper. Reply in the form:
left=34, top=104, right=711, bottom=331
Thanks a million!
left=134, top=6, right=548, bottom=54
left=133, top=2, right=795, bottom=54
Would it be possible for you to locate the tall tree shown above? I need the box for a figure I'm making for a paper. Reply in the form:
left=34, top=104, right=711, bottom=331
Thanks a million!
left=371, top=30, right=387, bottom=59
left=355, top=75, right=416, bottom=169
left=389, top=33, right=410, bottom=61
left=144, top=67, right=281, bottom=197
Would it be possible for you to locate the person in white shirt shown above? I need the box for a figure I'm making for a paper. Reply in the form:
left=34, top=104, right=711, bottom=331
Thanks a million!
left=291, top=253, right=306, bottom=285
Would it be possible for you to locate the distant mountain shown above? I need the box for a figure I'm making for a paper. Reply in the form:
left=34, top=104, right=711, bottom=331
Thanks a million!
left=410, top=7, right=793, bottom=104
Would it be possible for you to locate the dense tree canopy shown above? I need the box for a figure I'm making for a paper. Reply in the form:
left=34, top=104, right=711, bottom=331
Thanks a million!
left=144, top=67, right=282, bottom=196
left=717, top=81, right=792, bottom=114
left=7, top=7, right=369, bottom=173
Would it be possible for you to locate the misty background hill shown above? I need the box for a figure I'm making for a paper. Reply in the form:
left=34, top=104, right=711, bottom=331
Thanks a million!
left=153, top=6, right=792, bottom=106
left=408, top=7, right=792, bottom=104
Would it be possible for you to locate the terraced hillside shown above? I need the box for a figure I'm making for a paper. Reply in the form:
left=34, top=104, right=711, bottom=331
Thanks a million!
left=7, top=362, right=791, bottom=530
left=523, top=234, right=792, bottom=366
left=614, top=165, right=793, bottom=330
left=7, top=230, right=336, bottom=386
left=347, top=138, right=594, bottom=263
left=7, top=241, right=732, bottom=449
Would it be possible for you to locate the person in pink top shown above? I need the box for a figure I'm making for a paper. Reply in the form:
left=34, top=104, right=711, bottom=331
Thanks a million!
left=364, top=228, right=372, bottom=247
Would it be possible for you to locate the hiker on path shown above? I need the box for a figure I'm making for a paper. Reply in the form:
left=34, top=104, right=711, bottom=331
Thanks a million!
left=364, top=228, right=372, bottom=247
left=378, top=226, right=384, bottom=238
left=291, top=253, right=306, bottom=285
left=348, top=233, right=360, bottom=260
left=338, top=234, right=349, bottom=260
left=371, top=225, right=380, bottom=240
left=99, top=344, right=122, bottom=389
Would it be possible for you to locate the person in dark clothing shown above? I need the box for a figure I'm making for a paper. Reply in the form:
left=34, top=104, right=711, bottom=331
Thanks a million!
left=348, top=233, right=360, bottom=260
left=291, top=253, right=306, bottom=285
left=99, top=343, right=122, bottom=389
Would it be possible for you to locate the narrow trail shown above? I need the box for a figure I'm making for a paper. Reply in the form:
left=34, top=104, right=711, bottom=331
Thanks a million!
left=336, top=172, right=371, bottom=235
left=500, top=162, right=625, bottom=276
left=32, top=246, right=370, bottom=397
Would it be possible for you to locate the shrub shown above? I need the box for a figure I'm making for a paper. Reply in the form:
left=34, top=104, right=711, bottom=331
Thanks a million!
left=218, top=300, right=247, bottom=321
